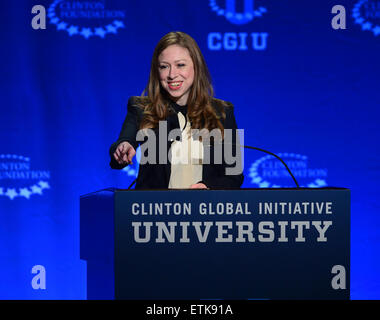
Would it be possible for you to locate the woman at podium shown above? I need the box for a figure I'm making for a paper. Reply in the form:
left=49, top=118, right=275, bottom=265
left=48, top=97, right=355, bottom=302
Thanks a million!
left=109, top=31, right=244, bottom=190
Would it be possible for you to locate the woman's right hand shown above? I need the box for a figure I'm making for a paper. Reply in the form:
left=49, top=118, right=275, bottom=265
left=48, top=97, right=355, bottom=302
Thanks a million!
left=113, top=141, right=136, bottom=165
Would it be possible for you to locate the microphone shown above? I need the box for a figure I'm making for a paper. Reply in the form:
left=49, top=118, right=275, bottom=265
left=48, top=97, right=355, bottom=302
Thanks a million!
left=203, top=141, right=299, bottom=188
left=240, top=144, right=300, bottom=188
left=126, top=143, right=300, bottom=189
left=128, top=178, right=137, bottom=190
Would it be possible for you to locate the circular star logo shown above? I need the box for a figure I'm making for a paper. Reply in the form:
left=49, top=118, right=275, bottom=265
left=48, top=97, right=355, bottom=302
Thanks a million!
left=47, top=0, right=126, bottom=39
left=209, top=0, right=267, bottom=25
left=248, top=153, right=328, bottom=188
left=352, top=0, right=380, bottom=37
left=0, top=154, right=51, bottom=200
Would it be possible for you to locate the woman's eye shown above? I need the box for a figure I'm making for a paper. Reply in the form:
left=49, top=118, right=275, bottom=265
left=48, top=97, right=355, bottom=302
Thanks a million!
left=159, top=65, right=167, bottom=70
left=177, top=64, right=185, bottom=67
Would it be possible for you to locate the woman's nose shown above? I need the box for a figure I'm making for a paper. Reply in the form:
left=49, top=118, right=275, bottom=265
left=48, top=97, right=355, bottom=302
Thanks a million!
left=168, top=67, right=178, bottom=79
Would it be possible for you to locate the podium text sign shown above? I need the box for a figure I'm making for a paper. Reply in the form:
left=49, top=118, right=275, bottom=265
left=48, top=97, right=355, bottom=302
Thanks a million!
left=80, top=188, right=350, bottom=299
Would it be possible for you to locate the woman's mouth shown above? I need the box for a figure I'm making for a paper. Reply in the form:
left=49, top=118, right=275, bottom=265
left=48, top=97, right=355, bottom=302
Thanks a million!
left=168, top=82, right=183, bottom=90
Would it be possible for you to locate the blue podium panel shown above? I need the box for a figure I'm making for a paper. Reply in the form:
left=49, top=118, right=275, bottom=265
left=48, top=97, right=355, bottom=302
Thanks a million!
left=80, top=189, right=115, bottom=299
left=80, top=188, right=350, bottom=300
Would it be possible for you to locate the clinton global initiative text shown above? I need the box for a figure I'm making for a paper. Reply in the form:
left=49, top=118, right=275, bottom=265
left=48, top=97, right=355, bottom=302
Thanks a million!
left=130, top=201, right=333, bottom=216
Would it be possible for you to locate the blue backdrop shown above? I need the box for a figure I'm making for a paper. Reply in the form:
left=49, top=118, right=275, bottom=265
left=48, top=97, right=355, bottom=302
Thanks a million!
left=0, top=0, right=379, bottom=299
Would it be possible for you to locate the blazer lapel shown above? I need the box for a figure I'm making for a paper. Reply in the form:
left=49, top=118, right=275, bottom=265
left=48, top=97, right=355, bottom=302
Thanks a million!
left=164, top=111, right=181, bottom=184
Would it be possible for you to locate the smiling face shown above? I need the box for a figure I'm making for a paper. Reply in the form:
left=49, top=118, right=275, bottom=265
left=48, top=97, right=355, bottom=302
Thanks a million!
left=158, top=45, right=195, bottom=106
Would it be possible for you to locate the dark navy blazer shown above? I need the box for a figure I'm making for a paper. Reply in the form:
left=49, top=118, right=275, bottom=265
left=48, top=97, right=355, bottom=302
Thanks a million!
left=109, top=96, right=244, bottom=189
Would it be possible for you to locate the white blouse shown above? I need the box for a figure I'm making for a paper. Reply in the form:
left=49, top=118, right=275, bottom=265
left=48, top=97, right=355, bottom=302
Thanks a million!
left=168, top=111, right=204, bottom=189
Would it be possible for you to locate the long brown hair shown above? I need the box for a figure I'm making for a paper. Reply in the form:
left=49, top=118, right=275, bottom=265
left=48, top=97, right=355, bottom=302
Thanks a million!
left=139, top=31, right=226, bottom=137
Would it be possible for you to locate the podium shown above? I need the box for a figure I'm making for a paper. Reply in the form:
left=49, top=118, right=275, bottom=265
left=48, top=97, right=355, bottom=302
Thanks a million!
left=80, top=188, right=350, bottom=300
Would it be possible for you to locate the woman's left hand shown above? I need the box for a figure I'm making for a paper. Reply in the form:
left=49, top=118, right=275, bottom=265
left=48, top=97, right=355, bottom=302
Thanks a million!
left=189, top=183, right=208, bottom=189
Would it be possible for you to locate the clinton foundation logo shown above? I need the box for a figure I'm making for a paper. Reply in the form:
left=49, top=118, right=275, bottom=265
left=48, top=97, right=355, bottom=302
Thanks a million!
left=248, top=153, right=328, bottom=188
left=48, top=0, right=126, bottom=39
left=209, top=0, right=266, bottom=25
left=208, top=0, right=268, bottom=51
left=0, top=155, right=51, bottom=200
left=352, top=0, right=380, bottom=36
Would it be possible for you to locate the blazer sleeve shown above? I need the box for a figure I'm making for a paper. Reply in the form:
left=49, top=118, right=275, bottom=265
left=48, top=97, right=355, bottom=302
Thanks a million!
left=202, top=103, right=244, bottom=189
left=109, top=97, right=143, bottom=169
